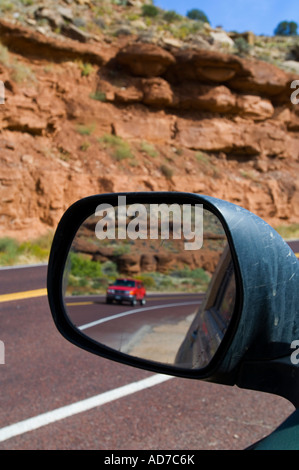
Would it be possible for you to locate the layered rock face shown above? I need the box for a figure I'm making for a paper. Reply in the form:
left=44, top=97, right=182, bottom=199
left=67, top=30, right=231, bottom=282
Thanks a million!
left=0, top=19, right=299, bottom=240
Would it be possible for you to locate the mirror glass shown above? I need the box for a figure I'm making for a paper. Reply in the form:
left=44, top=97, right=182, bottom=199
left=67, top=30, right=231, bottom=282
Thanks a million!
left=63, top=198, right=236, bottom=370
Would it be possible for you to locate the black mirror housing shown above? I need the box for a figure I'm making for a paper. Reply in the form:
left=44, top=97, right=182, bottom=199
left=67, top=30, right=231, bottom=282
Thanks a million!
left=47, top=192, right=299, bottom=404
left=204, top=195, right=299, bottom=362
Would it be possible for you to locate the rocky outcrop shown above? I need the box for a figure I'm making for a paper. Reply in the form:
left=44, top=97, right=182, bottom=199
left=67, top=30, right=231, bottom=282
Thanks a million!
left=115, top=43, right=176, bottom=77
left=73, top=232, right=221, bottom=276
left=114, top=46, right=294, bottom=99
left=0, top=20, right=299, bottom=240
left=0, top=19, right=111, bottom=65
left=103, top=44, right=296, bottom=106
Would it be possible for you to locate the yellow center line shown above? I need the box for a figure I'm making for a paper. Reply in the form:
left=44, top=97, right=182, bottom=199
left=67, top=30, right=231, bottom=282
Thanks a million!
left=66, top=302, right=93, bottom=306
left=0, top=288, right=47, bottom=303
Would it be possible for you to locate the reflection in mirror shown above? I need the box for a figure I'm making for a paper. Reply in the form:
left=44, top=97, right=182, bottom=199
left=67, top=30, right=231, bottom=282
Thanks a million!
left=63, top=199, right=236, bottom=370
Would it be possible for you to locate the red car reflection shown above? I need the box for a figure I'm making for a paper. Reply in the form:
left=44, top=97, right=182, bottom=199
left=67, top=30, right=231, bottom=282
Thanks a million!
left=106, top=278, right=146, bottom=306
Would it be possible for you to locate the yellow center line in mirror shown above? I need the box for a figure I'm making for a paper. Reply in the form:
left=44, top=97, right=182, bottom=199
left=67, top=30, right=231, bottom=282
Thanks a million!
left=66, top=301, right=94, bottom=306
left=0, top=288, right=47, bottom=303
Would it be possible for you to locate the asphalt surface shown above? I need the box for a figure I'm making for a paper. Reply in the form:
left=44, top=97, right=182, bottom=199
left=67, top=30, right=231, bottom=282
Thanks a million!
left=289, top=239, right=299, bottom=254
left=0, top=241, right=297, bottom=450
left=0, top=264, right=48, bottom=295
left=66, top=292, right=203, bottom=359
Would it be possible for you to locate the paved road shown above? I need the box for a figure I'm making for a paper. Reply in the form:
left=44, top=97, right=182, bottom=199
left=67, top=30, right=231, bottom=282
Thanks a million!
left=0, top=241, right=297, bottom=450
left=0, top=264, right=48, bottom=295
left=66, top=292, right=203, bottom=358
left=289, top=240, right=299, bottom=254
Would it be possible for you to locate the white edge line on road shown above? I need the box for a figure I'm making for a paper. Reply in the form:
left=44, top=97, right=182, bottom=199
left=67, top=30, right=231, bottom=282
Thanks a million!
left=79, top=301, right=201, bottom=331
left=0, top=374, right=173, bottom=443
left=0, top=263, right=48, bottom=271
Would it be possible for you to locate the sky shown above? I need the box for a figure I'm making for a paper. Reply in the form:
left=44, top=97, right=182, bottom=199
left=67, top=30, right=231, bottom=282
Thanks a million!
left=153, top=0, right=299, bottom=36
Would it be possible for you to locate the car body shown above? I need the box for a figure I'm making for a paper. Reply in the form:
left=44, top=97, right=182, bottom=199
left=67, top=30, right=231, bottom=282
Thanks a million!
left=106, top=278, right=146, bottom=305
left=175, top=245, right=235, bottom=368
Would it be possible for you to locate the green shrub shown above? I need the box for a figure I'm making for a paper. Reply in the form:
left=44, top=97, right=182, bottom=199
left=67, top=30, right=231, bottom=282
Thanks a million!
left=172, top=21, right=204, bottom=39
left=76, top=123, right=95, bottom=135
left=78, top=62, right=94, bottom=77
left=0, top=43, right=10, bottom=65
left=112, top=244, right=130, bottom=256
left=0, top=1, right=15, bottom=12
left=113, top=144, right=133, bottom=161
left=136, top=272, right=177, bottom=291
left=171, top=266, right=211, bottom=291
left=80, top=141, right=90, bottom=151
left=274, top=20, right=298, bottom=36
left=0, top=238, right=19, bottom=265
left=0, top=232, right=53, bottom=266
left=19, top=242, right=49, bottom=260
left=275, top=223, right=299, bottom=240
left=99, top=134, right=122, bottom=146
left=135, top=274, right=156, bottom=289
left=0, top=42, right=34, bottom=83
left=69, top=252, right=102, bottom=278
left=186, top=9, right=210, bottom=23
left=163, top=10, right=182, bottom=23
left=234, top=37, right=251, bottom=56
left=99, top=134, right=133, bottom=161
left=10, top=62, right=34, bottom=83
left=102, top=261, right=118, bottom=277
left=89, top=91, right=106, bottom=101
left=173, top=266, right=210, bottom=282
left=140, top=141, right=158, bottom=158
left=195, top=152, right=209, bottom=164
left=141, top=4, right=159, bottom=18
left=160, top=164, right=173, bottom=179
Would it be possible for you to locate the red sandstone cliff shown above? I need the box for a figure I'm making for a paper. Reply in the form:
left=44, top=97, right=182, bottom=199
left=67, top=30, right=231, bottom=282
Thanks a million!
left=0, top=12, right=299, bottom=240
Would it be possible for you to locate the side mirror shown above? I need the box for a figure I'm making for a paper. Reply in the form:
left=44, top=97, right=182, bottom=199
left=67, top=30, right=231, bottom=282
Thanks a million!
left=47, top=192, right=299, bottom=405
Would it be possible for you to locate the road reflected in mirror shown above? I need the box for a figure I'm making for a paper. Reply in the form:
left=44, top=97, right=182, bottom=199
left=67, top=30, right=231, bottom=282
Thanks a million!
left=63, top=200, right=236, bottom=370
